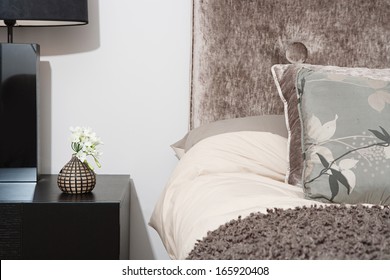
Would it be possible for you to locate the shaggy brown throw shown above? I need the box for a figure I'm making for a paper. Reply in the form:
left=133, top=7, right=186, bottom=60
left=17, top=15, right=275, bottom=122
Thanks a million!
left=187, top=205, right=390, bottom=260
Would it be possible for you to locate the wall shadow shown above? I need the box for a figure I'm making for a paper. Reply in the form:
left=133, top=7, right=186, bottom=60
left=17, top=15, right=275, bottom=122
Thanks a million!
left=130, top=180, right=155, bottom=260
left=39, top=61, right=52, bottom=174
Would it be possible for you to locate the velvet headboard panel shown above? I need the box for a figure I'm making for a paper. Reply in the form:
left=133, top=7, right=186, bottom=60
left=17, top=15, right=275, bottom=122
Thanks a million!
left=190, top=0, right=390, bottom=129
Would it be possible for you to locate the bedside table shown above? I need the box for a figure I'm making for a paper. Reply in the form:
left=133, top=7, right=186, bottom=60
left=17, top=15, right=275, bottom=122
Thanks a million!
left=0, top=174, right=130, bottom=260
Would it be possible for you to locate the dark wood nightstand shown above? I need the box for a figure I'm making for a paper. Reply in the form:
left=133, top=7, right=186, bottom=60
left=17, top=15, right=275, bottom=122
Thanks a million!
left=0, top=174, right=130, bottom=260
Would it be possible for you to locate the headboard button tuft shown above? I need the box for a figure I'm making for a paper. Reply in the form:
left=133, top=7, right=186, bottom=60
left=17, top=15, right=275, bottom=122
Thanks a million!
left=286, top=42, right=308, bottom=64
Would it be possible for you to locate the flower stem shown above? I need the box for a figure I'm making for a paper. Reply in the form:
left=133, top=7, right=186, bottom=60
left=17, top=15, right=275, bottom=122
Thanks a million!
left=306, top=141, right=389, bottom=184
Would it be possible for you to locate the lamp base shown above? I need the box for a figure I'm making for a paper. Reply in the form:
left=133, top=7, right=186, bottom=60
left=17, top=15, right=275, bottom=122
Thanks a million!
left=0, top=43, right=40, bottom=182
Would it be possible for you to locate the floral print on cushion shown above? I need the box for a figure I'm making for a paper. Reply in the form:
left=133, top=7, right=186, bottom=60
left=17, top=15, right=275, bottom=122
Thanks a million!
left=297, top=68, right=390, bottom=205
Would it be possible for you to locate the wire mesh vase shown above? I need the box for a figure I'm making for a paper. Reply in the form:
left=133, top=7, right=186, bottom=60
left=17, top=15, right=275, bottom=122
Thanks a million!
left=57, top=155, right=96, bottom=194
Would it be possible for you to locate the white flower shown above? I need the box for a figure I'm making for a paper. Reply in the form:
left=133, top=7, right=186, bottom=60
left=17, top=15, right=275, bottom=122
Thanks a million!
left=318, top=155, right=358, bottom=192
left=368, top=90, right=390, bottom=112
left=305, top=146, right=334, bottom=180
left=70, top=126, right=103, bottom=169
left=76, top=151, right=87, bottom=163
left=366, top=79, right=388, bottom=89
left=307, top=114, right=338, bottom=143
left=308, top=144, right=359, bottom=192
left=332, top=158, right=359, bottom=192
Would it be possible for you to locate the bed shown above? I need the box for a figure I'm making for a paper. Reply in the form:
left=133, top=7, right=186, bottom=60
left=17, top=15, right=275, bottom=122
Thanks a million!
left=149, top=0, right=390, bottom=260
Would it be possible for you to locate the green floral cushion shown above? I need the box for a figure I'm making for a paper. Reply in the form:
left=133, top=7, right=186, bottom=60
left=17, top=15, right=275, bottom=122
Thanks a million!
left=297, top=68, right=390, bottom=205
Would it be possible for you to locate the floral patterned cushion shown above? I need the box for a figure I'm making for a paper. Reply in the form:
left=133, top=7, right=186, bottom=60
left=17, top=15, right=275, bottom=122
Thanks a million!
left=297, top=68, right=390, bottom=205
left=272, top=64, right=390, bottom=187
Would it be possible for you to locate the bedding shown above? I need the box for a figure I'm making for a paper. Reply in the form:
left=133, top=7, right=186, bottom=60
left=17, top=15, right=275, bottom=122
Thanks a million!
left=188, top=205, right=390, bottom=260
left=150, top=131, right=326, bottom=259
left=151, top=130, right=390, bottom=259
left=171, top=115, right=287, bottom=159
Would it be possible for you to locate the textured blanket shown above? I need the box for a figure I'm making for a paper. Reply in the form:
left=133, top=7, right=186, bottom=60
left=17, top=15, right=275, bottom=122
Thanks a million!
left=187, top=205, right=390, bottom=260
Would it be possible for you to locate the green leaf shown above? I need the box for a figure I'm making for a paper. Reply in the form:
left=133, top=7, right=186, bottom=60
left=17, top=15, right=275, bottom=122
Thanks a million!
left=329, top=175, right=339, bottom=201
left=93, top=156, right=102, bottom=168
left=379, top=126, right=390, bottom=142
left=316, top=153, right=329, bottom=168
left=330, top=168, right=351, bottom=194
left=369, top=129, right=388, bottom=142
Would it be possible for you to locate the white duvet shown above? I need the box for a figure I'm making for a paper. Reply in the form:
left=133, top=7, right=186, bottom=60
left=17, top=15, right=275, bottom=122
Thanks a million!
left=149, top=131, right=324, bottom=259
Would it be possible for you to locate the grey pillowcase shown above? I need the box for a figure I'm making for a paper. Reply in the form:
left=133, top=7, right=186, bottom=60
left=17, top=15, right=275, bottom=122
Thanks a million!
left=272, top=64, right=390, bottom=186
left=297, top=68, right=390, bottom=205
left=171, top=115, right=287, bottom=158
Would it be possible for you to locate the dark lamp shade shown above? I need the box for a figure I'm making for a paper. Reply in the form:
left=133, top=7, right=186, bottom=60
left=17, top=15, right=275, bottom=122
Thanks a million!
left=0, top=0, right=88, bottom=27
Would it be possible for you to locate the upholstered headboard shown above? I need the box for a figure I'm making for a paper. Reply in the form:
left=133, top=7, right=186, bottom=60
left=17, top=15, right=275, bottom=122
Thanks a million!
left=190, top=0, right=390, bottom=129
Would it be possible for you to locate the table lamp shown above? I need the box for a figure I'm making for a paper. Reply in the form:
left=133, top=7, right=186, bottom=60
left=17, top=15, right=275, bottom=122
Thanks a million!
left=0, top=0, right=88, bottom=182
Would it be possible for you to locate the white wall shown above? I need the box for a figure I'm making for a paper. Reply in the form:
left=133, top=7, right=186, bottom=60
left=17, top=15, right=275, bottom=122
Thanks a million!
left=0, top=0, right=192, bottom=259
